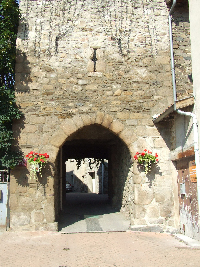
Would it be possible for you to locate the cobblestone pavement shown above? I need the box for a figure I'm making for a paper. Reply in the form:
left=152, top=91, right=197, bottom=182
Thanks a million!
left=1, top=230, right=200, bottom=267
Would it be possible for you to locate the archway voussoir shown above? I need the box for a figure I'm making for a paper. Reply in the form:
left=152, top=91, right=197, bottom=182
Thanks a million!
left=60, top=118, right=78, bottom=136
left=89, top=114, right=96, bottom=124
left=81, top=114, right=92, bottom=125
left=119, top=128, right=137, bottom=146
left=72, top=115, right=84, bottom=129
left=102, top=114, right=113, bottom=128
left=95, top=111, right=105, bottom=125
left=109, top=120, right=124, bottom=135
left=50, top=129, right=67, bottom=148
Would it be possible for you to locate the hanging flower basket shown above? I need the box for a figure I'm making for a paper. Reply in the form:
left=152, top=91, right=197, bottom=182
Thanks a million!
left=30, top=162, right=40, bottom=173
left=26, top=151, right=49, bottom=178
left=134, top=149, right=158, bottom=174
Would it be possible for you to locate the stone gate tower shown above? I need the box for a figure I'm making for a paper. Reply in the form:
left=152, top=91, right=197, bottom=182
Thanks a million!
left=11, top=0, right=181, bottom=231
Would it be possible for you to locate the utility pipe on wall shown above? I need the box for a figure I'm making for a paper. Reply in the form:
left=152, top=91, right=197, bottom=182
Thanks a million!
left=169, top=0, right=200, bottom=221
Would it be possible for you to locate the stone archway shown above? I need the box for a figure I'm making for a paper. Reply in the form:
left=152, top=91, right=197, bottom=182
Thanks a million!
left=49, top=112, right=137, bottom=159
left=49, top=112, right=137, bottom=226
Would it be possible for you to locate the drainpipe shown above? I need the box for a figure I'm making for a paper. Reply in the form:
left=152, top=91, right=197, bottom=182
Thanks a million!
left=169, top=0, right=200, bottom=221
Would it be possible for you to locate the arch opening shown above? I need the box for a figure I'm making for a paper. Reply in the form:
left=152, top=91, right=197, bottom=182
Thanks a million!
left=54, top=124, right=133, bottom=232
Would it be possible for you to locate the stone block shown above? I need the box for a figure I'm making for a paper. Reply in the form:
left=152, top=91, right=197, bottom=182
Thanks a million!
left=78, top=80, right=88, bottom=85
left=155, top=188, right=169, bottom=203
left=114, top=89, right=122, bottom=96
left=50, top=129, right=66, bottom=147
left=102, top=114, right=113, bottom=128
left=116, top=112, right=130, bottom=120
left=60, top=118, right=78, bottom=136
left=72, top=115, right=84, bottom=129
left=23, top=125, right=37, bottom=133
left=44, top=204, right=55, bottom=223
left=11, top=212, right=31, bottom=226
left=95, top=112, right=104, bottom=124
left=126, top=119, right=138, bottom=126
left=89, top=114, right=96, bottom=124
left=130, top=113, right=149, bottom=119
left=154, top=137, right=167, bottom=148
left=9, top=194, right=18, bottom=209
left=155, top=56, right=170, bottom=65
left=131, top=218, right=147, bottom=226
left=160, top=204, right=172, bottom=219
left=134, top=126, right=148, bottom=137
left=146, top=204, right=160, bottom=218
left=119, top=128, right=137, bottom=146
left=134, top=205, right=146, bottom=219
left=19, top=197, right=35, bottom=211
left=96, top=60, right=106, bottom=72
left=85, top=84, right=98, bottom=90
left=43, top=84, right=54, bottom=90
left=109, top=120, right=124, bottom=134
left=27, top=133, right=42, bottom=146
left=81, top=114, right=92, bottom=126
left=134, top=184, right=154, bottom=205
left=28, top=116, right=45, bottom=124
left=132, top=174, right=144, bottom=184
left=32, top=210, right=45, bottom=223
left=10, top=178, right=18, bottom=194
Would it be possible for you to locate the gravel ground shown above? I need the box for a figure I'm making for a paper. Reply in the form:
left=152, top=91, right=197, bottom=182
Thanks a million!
left=1, top=230, right=200, bottom=267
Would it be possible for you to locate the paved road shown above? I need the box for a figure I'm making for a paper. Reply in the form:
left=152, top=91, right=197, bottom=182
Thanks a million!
left=1, top=193, right=200, bottom=266
left=58, top=193, right=130, bottom=233
left=1, top=230, right=200, bottom=267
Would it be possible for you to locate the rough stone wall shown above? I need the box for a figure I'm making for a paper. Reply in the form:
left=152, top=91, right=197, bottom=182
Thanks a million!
left=172, top=2, right=193, bottom=99
left=10, top=0, right=181, bottom=230
left=16, top=0, right=173, bottom=116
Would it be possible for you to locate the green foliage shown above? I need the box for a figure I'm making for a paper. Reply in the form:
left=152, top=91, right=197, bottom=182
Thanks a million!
left=0, top=0, right=22, bottom=168
left=75, top=158, right=105, bottom=170
left=134, top=150, right=158, bottom=174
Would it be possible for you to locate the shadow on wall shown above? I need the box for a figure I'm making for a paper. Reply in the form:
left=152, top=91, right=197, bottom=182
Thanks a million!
left=11, top=160, right=54, bottom=188
left=15, top=50, right=31, bottom=94
left=143, top=164, right=162, bottom=187
left=66, top=172, right=89, bottom=193
left=66, top=160, right=108, bottom=194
